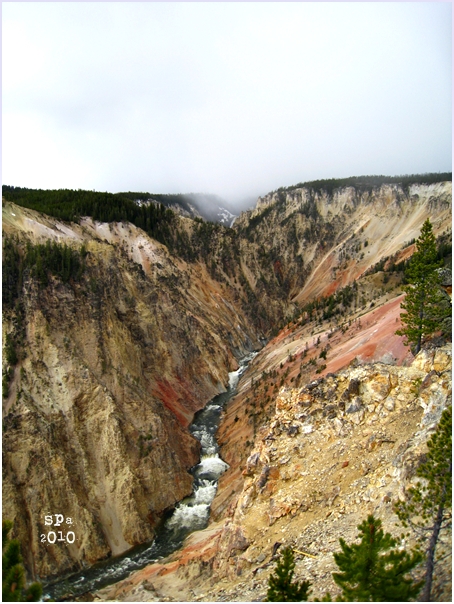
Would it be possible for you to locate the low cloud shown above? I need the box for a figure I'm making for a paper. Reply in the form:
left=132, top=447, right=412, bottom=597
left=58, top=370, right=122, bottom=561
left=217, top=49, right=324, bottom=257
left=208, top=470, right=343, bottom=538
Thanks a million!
left=3, top=3, right=451, bottom=204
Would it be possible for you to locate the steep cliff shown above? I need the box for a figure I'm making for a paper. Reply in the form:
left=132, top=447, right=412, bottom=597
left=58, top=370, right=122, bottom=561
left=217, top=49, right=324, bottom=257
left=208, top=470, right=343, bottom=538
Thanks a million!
left=2, top=203, right=260, bottom=579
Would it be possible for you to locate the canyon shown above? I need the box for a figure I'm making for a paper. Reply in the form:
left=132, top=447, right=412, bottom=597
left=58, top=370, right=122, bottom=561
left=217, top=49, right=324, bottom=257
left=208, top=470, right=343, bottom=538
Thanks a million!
left=2, top=177, right=452, bottom=599
left=96, top=343, right=452, bottom=602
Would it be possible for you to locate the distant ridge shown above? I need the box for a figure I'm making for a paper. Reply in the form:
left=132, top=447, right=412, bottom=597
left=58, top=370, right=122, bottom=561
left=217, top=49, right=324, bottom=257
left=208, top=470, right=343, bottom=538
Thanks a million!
left=2, top=186, right=240, bottom=226
left=3, top=173, right=451, bottom=228
left=277, top=172, right=452, bottom=195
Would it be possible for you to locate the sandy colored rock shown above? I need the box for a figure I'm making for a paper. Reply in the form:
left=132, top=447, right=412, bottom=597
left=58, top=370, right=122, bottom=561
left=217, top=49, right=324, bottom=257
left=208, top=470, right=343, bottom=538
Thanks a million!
left=94, top=344, right=452, bottom=602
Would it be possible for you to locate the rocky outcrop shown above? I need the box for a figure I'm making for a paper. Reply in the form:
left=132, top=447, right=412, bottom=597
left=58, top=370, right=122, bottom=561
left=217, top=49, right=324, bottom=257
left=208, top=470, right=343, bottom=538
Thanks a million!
left=95, top=344, right=451, bottom=602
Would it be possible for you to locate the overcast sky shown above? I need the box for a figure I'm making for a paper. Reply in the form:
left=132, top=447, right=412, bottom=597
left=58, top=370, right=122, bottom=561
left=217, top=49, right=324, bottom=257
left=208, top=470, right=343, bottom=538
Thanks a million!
left=2, top=2, right=452, bottom=205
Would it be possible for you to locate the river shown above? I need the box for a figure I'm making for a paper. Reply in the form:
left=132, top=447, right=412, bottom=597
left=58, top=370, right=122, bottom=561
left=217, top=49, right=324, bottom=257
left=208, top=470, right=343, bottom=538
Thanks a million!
left=44, top=353, right=256, bottom=601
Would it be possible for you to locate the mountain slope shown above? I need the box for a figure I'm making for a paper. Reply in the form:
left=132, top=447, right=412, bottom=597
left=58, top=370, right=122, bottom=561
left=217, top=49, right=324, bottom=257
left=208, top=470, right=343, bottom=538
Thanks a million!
left=234, top=181, right=451, bottom=305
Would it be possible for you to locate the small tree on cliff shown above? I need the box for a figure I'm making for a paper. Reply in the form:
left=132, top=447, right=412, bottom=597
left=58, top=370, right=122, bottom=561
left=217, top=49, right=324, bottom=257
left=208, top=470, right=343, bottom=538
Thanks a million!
left=2, top=520, right=42, bottom=602
left=395, top=406, right=452, bottom=601
left=332, top=515, right=423, bottom=601
left=266, top=546, right=311, bottom=601
left=396, top=219, right=446, bottom=354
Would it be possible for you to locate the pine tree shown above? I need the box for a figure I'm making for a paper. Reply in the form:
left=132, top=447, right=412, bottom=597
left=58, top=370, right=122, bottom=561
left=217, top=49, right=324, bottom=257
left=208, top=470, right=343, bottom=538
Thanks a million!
left=396, top=219, right=447, bottom=354
left=332, top=515, right=423, bottom=601
left=395, top=406, right=452, bottom=601
left=266, top=546, right=311, bottom=601
left=2, top=520, right=42, bottom=602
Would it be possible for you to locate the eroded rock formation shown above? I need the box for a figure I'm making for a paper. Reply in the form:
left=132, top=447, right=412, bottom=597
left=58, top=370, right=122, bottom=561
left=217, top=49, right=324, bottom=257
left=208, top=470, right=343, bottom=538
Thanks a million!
left=96, top=345, right=451, bottom=602
left=2, top=205, right=260, bottom=579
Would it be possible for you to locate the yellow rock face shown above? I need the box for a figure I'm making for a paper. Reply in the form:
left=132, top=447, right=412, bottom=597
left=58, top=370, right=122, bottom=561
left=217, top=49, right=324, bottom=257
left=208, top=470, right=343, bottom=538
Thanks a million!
left=2, top=203, right=260, bottom=579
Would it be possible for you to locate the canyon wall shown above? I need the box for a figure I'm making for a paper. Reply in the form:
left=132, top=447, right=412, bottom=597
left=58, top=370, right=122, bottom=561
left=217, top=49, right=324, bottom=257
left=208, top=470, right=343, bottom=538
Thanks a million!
left=235, top=181, right=451, bottom=304
left=2, top=204, right=260, bottom=579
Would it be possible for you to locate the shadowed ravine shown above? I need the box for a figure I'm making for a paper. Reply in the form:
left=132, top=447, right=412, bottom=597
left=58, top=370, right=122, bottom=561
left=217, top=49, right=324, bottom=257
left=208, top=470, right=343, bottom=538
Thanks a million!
left=43, top=353, right=256, bottom=601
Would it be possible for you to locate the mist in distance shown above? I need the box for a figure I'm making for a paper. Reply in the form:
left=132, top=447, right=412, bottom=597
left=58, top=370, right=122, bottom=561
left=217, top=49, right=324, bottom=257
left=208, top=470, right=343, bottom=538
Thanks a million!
left=2, top=3, right=451, bottom=211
